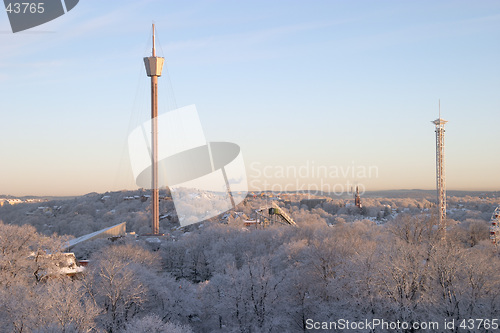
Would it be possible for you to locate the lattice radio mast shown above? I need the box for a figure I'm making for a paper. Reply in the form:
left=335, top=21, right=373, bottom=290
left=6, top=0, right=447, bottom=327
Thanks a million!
left=432, top=100, right=448, bottom=238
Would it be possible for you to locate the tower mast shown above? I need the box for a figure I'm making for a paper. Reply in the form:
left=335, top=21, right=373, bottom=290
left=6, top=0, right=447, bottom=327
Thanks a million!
left=144, top=23, right=164, bottom=235
left=432, top=102, right=447, bottom=239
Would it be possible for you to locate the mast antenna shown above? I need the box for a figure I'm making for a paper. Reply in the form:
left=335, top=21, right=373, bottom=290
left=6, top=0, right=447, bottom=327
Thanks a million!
left=152, top=23, right=156, bottom=57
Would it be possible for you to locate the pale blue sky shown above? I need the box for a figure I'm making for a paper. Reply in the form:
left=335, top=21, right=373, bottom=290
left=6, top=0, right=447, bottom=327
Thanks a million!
left=1, top=0, right=499, bottom=196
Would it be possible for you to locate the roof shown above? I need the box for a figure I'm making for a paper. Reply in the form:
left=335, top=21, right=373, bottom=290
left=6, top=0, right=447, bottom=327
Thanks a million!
left=67, top=222, right=126, bottom=250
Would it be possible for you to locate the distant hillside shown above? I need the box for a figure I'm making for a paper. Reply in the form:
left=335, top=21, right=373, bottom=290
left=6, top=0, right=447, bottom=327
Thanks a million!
left=362, top=189, right=499, bottom=199
left=0, top=189, right=178, bottom=238
left=271, top=189, right=499, bottom=200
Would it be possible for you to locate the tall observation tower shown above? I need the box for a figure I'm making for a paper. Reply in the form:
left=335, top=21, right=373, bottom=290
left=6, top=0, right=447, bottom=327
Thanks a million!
left=432, top=103, right=447, bottom=238
left=144, top=24, right=164, bottom=235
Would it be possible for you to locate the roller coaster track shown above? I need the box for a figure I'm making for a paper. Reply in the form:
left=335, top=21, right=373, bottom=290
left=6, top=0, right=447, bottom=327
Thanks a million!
left=254, top=202, right=297, bottom=227
left=490, top=206, right=500, bottom=244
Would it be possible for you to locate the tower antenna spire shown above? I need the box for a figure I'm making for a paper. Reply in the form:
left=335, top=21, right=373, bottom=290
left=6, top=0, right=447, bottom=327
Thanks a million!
left=439, top=99, right=441, bottom=118
left=152, top=22, right=156, bottom=57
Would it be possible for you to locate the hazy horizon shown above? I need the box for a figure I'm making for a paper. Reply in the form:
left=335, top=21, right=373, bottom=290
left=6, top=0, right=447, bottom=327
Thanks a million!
left=2, top=187, right=499, bottom=199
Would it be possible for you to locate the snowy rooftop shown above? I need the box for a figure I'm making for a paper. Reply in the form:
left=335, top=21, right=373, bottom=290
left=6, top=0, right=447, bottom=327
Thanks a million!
left=67, top=222, right=126, bottom=250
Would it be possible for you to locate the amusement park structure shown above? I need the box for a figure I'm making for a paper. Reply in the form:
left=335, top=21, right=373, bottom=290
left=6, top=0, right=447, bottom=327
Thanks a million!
left=144, top=24, right=164, bottom=235
left=244, top=202, right=297, bottom=228
left=490, top=206, right=500, bottom=244
left=432, top=103, right=448, bottom=238
left=354, top=186, right=362, bottom=208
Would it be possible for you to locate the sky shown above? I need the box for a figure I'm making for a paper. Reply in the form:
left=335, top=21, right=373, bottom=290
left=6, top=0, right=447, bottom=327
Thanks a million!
left=0, top=0, right=499, bottom=196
